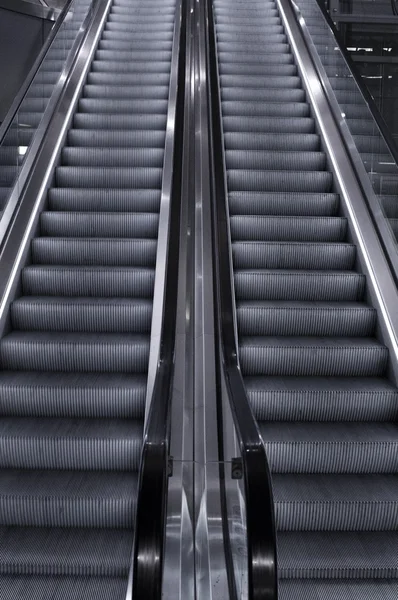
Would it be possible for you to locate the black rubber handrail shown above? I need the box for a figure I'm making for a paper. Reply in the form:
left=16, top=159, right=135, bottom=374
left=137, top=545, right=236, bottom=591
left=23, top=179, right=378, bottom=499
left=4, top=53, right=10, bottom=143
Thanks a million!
left=205, top=0, right=278, bottom=598
left=314, top=0, right=398, bottom=161
left=0, top=0, right=78, bottom=146
left=131, top=0, right=186, bottom=597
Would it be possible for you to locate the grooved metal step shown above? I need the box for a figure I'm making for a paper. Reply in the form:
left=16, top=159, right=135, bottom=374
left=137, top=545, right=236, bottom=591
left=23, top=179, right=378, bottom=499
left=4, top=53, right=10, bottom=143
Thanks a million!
left=246, top=376, right=398, bottom=421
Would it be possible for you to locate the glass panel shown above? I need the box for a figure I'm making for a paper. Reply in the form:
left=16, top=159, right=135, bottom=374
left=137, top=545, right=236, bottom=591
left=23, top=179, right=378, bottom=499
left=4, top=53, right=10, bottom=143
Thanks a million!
left=223, top=458, right=248, bottom=598
left=296, top=0, right=398, bottom=252
left=0, top=0, right=93, bottom=220
left=218, top=383, right=249, bottom=599
left=343, top=25, right=398, bottom=142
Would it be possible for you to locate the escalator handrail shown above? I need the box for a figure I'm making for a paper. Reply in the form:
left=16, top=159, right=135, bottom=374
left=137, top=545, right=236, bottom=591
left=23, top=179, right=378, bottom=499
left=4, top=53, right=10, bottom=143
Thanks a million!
left=205, top=0, right=278, bottom=597
left=308, top=0, right=398, bottom=163
left=131, top=0, right=186, bottom=597
left=0, top=0, right=80, bottom=146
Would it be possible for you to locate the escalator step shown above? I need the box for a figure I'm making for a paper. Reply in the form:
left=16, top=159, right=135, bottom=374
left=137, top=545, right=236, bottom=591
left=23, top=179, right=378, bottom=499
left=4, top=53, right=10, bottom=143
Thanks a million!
left=239, top=337, right=387, bottom=376
left=95, top=49, right=172, bottom=61
left=11, top=297, right=152, bottom=333
left=234, top=270, right=365, bottom=301
left=73, top=113, right=167, bottom=130
left=222, top=101, right=309, bottom=118
left=61, top=147, right=165, bottom=168
left=218, top=51, right=293, bottom=64
left=228, top=192, right=339, bottom=216
left=98, top=39, right=173, bottom=51
left=31, top=237, right=157, bottom=267
left=218, top=42, right=290, bottom=54
left=90, top=60, right=171, bottom=73
left=111, top=5, right=175, bottom=13
left=0, top=332, right=150, bottom=373
left=67, top=129, right=165, bottom=148
left=226, top=150, right=324, bottom=170
left=216, top=23, right=283, bottom=33
left=55, top=166, right=162, bottom=188
left=78, top=98, right=168, bottom=113
left=0, top=166, right=19, bottom=186
left=0, top=575, right=128, bottom=600
left=232, top=241, right=355, bottom=270
left=22, top=265, right=155, bottom=297
left=260, top=422, right=398, bottom=472
left=101, top=30, right=173, bottom=42
left=278, top=531, right=398, bottom=579
left=227, top=170, right=332, bottom=192
left=236, top=301, right=375, bottom=336
left=107, top=14, right=174, bottom=24
left=0, top=470, right=138, bottom=528
left=48, top=188, right=161, bottom=212
left=86, top=71, right=171, bottom=86
left=217, top=31, right=286, bottom=43
left=216, top=12, right=280, bottom=22
left=0, top=371, right=146, bottom=418
left=40, top=212, right=159, bottom=238
left=219, top=63, right=297, bottom=76
left=246, top=376, right=398, bottom=421
left=0, top=527, right=132, bottom=576
left=221, top=88, right=305, bottom=103
left=83, top=84, right=169, bottom=100
left=279, top=580, right=398, bottom=600
left=230, top=215, right=346, bottom=241
left=0, top=417, right=142, bottom=469
left=105, top=22, right=174, bottom=32
left=221, top=75, right=301, bottom=89
left=223, top=116, right=314, bottom=134
left=224, top=132, right=318, bottom=151
left=274, top=473, right=398, bottom=531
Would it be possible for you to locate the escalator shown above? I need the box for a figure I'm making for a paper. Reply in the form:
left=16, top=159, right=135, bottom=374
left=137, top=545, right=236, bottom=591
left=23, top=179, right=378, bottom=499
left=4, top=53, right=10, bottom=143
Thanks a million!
left=0, top=0, right=91, bottom=214
left=297, top=0, right=398, bottom=244
left=211, top=0, right=398, bottom=596
left=0, top=0, right=176, bottom=596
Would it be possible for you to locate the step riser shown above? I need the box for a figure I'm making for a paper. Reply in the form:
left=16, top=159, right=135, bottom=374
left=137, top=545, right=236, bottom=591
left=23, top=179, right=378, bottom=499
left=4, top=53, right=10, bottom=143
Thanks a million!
left=0, top=499, right=134, bottom=528
left=40, top=213, right=159, bottom=238
left=234, top=273, right=365, bottom=302
left=237, top=308, right=376, bottom=336
left=230, top=217, right=346, bottom=242
left=0, top=341, right=149, bottom=373
left=229, top=193, right=338, bottom=216
left=31, top=239, right=157, bottom=267
left=276, top=503, right=398, bottom=532
left=0, top=388, right=145, bottom=418
left=232, top=244, right=355, bottom=270
left=240, top=346, right=388, bottom=377
left=11, top=303, right=152, bottom=333
left=22, top=269, right=155, bottom=298
left=0, top=439, right=141, bottom=471
left=250, top=393, right=398, bottom=422
left=265, top=444, right=398, bottom=474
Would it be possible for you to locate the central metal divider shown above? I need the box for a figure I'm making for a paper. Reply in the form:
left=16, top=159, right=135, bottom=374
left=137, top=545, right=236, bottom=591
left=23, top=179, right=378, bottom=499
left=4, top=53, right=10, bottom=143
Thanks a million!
left=162, top=0, right=231, bottom=595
